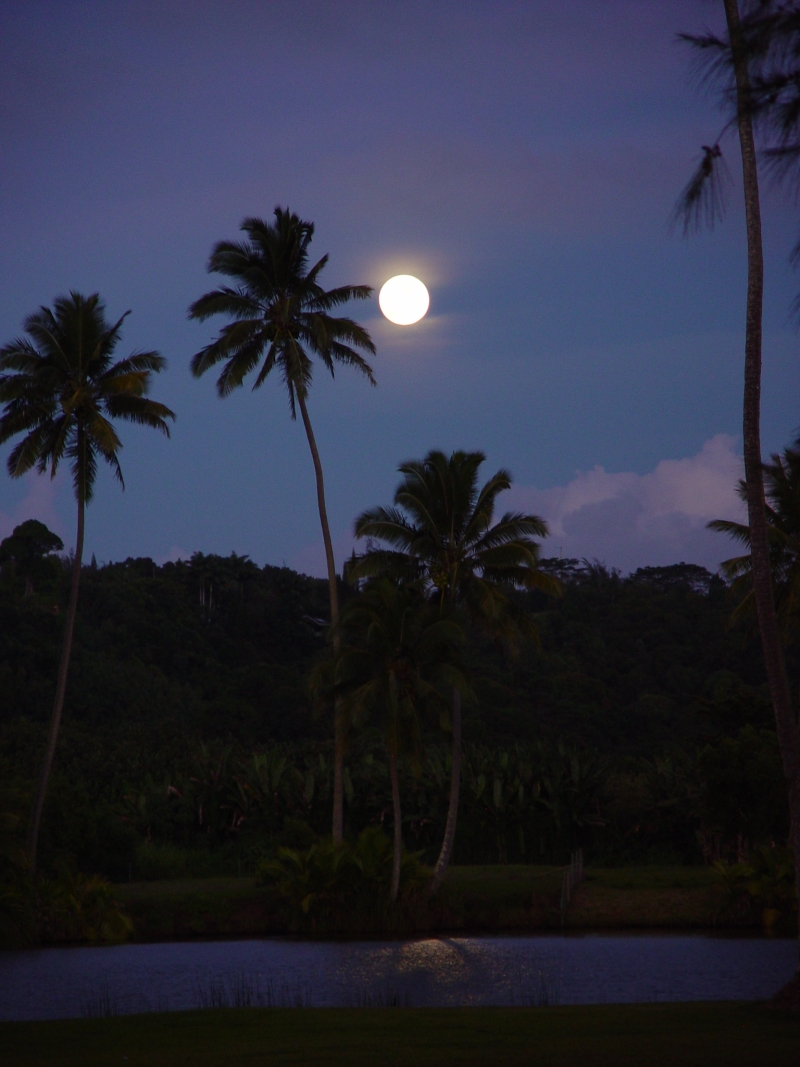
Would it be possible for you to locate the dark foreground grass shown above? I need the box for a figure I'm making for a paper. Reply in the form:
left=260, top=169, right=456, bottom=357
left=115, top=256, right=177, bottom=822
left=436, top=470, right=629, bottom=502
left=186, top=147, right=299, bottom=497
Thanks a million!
left=4, top=1003, right=799, bottom=1067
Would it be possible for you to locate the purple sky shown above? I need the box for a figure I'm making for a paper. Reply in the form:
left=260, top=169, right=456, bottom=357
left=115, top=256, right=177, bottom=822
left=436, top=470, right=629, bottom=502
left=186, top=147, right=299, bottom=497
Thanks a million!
left=0, top=0, right=797, bottom=575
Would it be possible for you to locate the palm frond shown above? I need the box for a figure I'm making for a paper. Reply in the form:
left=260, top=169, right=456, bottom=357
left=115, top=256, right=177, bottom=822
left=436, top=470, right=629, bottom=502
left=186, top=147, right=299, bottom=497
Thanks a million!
left=345, top=548, right=421, bottom=585
left=312, top=284, right=374, bottom=310
left=86, top=411, right=123, bottom=457
left=100, top=351, right=167, bottom=380
left=6, top=422, right=57, bottom=478
left=252, top=341, right=279, bottom=390
left=189, top=286, right=262, bottom=323
left=0, top=338, right=44, bottom=375
left=0, top=397, right=57, bottom=444
left=354, top=507, right=419, bottom=549
left=672, top=144, right=729, bottom=234
left=103, top=395, right=174, bottom=434
left=707, top=517, right=752, bottom=544
left=472, top=511, right=549, bottom=551
left=190, top=319, right=266, bottom=383
left=36, top=415, right=72, bottom=480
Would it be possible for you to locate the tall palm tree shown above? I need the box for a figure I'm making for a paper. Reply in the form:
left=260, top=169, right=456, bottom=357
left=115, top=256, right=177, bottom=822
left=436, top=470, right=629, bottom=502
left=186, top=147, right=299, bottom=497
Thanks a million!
left=346, top=449, right=558, bottom=894
left=0, top=292, right=174, bottom=870
left=676, top=1, right=800, bottom=980
left=710, top=437, right=800, bottom=641
left=334, top=579, right=471, bottom=901
left=188, top=207, right=376, bottom=843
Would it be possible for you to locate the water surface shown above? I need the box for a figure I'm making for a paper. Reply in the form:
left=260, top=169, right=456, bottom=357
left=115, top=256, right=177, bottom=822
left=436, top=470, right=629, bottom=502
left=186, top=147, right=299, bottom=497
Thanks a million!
left=1, top=932, right=796, bottom=1021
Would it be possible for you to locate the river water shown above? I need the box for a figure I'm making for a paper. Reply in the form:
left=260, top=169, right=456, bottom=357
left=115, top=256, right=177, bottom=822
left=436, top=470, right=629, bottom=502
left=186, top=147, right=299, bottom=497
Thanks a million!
left=1, top=932, right=796, bottom=1021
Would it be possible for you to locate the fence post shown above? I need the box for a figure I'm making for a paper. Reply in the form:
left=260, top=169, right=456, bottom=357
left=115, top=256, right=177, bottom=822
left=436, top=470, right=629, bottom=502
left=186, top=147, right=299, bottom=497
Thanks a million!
left=561, top=869, right=569, bottom=925
left=561, top=851, right=586, bottom=926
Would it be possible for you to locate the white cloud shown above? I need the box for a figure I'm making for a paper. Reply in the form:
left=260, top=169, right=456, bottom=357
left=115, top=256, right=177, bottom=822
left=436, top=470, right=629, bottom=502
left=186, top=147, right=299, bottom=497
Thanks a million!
left=155, top=545, right=191, bottom=566
left=506, top=435, right=746, bottom=574
left=0, top=473, right=66, bottom=544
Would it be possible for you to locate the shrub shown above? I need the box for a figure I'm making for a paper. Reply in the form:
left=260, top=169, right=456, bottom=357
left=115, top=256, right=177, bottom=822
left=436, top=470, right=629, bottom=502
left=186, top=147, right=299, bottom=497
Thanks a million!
left=36, top=865, right=132, bottom=942
left=713, top=846, right=796, bottom=927
left=257, top=826, right=429, bottom=930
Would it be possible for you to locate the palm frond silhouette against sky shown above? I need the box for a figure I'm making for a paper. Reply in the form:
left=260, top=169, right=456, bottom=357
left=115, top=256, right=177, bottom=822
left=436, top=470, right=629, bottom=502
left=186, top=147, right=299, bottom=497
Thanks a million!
left=0, top=1, right=797, bottom=575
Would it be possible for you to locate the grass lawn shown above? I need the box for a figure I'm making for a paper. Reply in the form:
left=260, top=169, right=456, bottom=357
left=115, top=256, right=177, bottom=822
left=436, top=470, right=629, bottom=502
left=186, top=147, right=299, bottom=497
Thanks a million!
left=115, top=877, right=276, bottom=940
left=584, top=866, right=719, bottom=890
left=3, top=1003, right=799, bottom=1066
left=113, top=864, right=736, bottom=941
left=567, top=866, right=728, bottom=930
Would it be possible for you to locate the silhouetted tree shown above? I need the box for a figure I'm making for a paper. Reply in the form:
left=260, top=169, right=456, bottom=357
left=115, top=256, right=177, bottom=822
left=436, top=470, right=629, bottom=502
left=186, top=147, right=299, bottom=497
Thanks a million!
left=189, top=208, right=376, bottom=843
left=676, top=0, right=800, bottom=980
left=0, top=520, right=63, bottom=597
left=347, top=449, right=558, bottom=894
left=0, top=292, right=174, bottom=870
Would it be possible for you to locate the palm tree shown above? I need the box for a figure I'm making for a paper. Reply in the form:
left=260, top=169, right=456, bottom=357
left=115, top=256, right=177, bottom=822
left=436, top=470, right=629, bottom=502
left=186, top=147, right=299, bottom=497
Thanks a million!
left=334, top=579, right=470, bottom=901
left=0, top=292, right=174, bottom=870
left=188, top=208, right=376, bottom=844
left=676, top=1, right=800, bottom=981
left=709, top=437, right=800, bottom=642
left=346, top=449, right=558, bottom=895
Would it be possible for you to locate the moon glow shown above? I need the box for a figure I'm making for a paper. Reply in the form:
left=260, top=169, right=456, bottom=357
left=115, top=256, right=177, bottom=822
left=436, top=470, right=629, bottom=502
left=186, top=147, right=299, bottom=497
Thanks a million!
left=378, top=275, right=430, bottom=325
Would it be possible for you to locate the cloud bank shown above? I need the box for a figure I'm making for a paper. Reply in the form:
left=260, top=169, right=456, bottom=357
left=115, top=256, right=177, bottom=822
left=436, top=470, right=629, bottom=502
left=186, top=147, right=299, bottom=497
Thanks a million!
left=507, top=434, right=745, bottom=574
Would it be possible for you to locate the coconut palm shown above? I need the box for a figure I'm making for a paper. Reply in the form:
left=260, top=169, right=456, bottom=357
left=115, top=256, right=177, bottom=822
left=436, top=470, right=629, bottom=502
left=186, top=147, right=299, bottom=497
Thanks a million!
left=188, top=208, right=376, bottom=843
left=346, top=449, right=558, bottom=894
left=676, top=1, right=800, bottom=980
left=0, top=292, right=174, bottom=870
left=334, top=579, right=471, bottom=901
left=709, top=438, right=800, bottom=641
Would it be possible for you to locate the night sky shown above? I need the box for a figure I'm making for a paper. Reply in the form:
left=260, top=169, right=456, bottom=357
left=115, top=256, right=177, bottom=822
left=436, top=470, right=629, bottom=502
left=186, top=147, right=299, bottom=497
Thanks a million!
left=0, top=0, right=797, bottom=575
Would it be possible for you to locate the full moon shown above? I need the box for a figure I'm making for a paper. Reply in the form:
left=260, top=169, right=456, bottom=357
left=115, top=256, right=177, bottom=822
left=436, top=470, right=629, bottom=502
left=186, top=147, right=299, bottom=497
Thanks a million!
left=378, top=275, right=430, bottom=325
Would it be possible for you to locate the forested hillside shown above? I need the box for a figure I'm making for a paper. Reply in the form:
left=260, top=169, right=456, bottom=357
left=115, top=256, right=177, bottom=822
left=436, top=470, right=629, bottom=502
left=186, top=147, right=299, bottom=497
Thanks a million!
left=0, top=552, right=791, bottom=877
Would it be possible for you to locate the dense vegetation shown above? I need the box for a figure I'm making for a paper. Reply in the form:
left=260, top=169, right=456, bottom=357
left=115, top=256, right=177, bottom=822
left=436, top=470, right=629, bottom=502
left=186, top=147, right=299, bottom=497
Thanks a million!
left=0, top=549, right=792, bottom=881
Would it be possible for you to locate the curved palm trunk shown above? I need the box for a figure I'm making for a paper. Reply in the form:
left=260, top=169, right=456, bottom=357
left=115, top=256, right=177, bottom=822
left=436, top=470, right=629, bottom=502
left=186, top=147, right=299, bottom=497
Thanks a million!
left=725, top=0, right=800, bottom=978
left=26, top=491, right=85, bottom=872
left=427, top=687, right=461, bottom=897
left=389, top=751, right=402, bottom=903
left=295, top=391, right=345, bottom=843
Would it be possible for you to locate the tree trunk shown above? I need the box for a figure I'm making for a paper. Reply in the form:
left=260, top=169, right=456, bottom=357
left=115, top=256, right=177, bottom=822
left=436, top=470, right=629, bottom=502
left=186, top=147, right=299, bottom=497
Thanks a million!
left=427, top=687, right=461, bottom=897
left=724, top=0, right=800, bottom=977
left=26, top=491, right=85, bottom=872
left=296, top=390, right=345, bottom=843
left=389, top=750, right=402, bottom=903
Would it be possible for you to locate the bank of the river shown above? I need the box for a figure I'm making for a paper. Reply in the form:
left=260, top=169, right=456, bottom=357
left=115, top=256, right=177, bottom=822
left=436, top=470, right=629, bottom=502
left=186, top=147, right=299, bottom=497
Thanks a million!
left=4, top=1002, right=800, bottom=1067
left=112, top=865, right=774, bottom=942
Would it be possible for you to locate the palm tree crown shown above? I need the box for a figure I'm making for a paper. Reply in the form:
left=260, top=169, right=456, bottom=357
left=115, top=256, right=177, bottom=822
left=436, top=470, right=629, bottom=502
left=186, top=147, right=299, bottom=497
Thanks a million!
left=188, top=208, right=376, bottom=408
left=0, top=291, right=174, bottom=498
left=347, top=449, right=559, bottom=626
left=710, top=437, right=800, bottom=638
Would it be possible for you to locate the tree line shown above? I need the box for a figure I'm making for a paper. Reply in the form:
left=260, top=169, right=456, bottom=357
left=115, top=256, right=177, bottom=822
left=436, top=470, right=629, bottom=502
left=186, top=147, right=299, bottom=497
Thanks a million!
left=0, top=549, right=792, bottom=879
